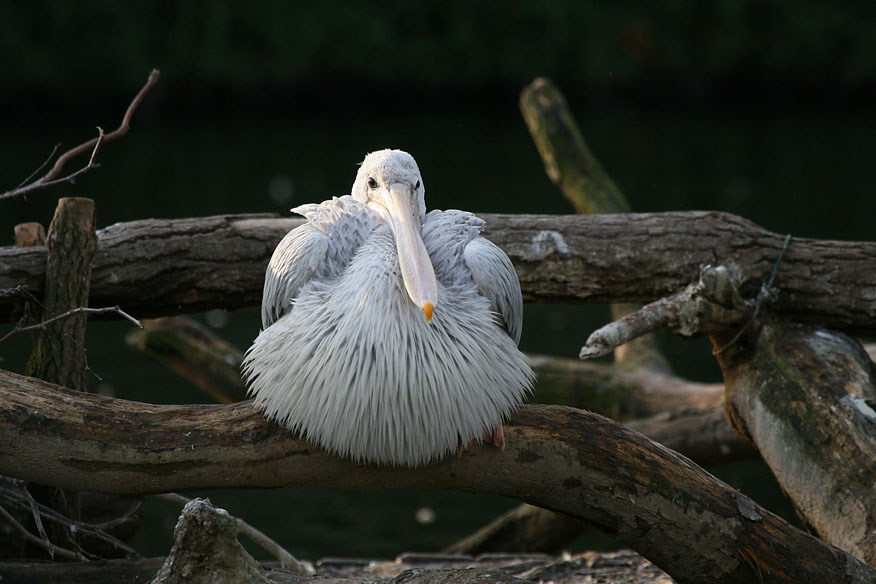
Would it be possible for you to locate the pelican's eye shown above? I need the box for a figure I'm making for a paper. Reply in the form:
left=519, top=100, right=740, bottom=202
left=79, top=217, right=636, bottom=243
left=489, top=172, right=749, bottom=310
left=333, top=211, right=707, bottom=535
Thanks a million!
left=367, top=177, right=378, bottom=189
left=415, top=180, right=421, bottom=189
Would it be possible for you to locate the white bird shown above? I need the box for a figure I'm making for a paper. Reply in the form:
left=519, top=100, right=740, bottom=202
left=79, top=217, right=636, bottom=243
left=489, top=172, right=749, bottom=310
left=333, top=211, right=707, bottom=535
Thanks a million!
left=243, top=149, right=534, bottom=467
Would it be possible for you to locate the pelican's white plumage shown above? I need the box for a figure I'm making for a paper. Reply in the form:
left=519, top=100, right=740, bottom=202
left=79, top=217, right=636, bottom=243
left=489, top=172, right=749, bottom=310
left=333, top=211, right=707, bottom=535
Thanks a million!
left=243, top=149, right=533, bottom=466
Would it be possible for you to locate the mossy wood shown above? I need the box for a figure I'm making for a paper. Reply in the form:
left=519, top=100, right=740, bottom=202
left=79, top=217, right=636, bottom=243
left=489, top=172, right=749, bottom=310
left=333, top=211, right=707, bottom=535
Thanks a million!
left=519, top=77, right=630, bottom=216
left=716, top=319, right=876, bottom=566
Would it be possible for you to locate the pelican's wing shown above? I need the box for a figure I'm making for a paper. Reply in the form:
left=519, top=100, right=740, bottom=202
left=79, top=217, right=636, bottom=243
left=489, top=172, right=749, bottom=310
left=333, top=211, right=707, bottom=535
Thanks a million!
left=261, top=224, right=330, bottom=329
left=464, top=237, right=524, bottom=345
left=262, top=196, right=378, bottom=329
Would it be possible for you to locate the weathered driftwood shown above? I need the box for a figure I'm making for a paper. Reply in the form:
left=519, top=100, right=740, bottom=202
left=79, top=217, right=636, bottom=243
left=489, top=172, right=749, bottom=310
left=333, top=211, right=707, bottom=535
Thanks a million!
left=715, top=318, right=876, bottom=566
left=445, top=404, right=753, bottom=557
left=13, top=222, right=46, bottom=247
left=2, top=211, right=876, bottom=333
left=532, top=355, right=724, bottom=419
left=475, top=79, right=674, bottom=558
left=519, top=75, right=666, bottom=371
left=1, top=370, right=873, bottom=584
left=149, top=498, right=269, bottom=584
left=627, top=406, right=754, bottom=465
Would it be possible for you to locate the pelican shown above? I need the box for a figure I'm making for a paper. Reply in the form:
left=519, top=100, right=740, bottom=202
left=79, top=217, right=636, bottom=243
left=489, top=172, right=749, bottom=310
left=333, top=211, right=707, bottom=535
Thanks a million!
left=243, top=149, right=533, bottom=466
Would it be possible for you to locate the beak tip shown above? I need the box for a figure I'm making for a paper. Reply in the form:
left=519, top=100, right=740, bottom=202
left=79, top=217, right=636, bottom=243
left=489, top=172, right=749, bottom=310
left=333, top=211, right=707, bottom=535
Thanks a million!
left=423, top=302, right=434, bottom=323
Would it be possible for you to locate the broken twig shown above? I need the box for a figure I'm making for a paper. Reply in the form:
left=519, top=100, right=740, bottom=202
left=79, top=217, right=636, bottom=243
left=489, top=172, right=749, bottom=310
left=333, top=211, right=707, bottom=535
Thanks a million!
left=580, top=265, right=749, bottom=360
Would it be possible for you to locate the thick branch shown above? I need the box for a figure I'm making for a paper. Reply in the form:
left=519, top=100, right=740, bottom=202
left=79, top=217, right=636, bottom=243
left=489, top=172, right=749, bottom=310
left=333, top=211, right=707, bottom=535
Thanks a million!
left=26, top=197, right=98, bottom=390
left=0, top=370, right=873, bottom=584
left=1, top=211, right=875, bottom=333
left=716, top=318, right=876, bottom=566
left=519, top=77, right=630, bottom=215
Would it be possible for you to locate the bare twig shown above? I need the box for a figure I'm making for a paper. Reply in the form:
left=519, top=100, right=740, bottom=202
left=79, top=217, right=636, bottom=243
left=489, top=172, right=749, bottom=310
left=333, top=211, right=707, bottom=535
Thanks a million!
left=0, top=130, right=106, bottom=201
left=0, top=69, right=160, bottom=202
left=41, top=69, right=159, bottom=184
left=19, top=480, right=55, bottom=559
left=15, top=143, right=60, bottom=189
left=154, top=493, right=314, bottom=574
left=0, top=305, right=142, bottom=347
left=0, top=503, right=83, bottom=561
left=0, top=478, right=141, bottom=559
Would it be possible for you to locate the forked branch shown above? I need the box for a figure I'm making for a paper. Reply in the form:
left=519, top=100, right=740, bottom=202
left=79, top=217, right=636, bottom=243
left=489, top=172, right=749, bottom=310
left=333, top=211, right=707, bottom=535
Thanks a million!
left=0, top=69, right=160, bottom=202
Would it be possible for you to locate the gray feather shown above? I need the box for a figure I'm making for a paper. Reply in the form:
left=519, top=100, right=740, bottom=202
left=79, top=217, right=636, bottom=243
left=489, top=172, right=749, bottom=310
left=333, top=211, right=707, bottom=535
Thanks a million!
left=261, top=196, right=378, bottom=328
left=464, top=237, right=524, bottom=345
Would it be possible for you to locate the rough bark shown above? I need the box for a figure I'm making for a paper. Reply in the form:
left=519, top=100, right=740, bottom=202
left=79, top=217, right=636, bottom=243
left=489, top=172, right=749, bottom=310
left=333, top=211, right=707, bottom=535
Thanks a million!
left=489, top=80, right=669, bottom=558
left=149, top=498, right=269, bottom=584
left=533, top=356, right=724, bottom=419
left=715, top=318, right=876, bottom=566
left=519, top=76, right=667, bottom=371
left=13, top=222, right=46, bottom=247
left=583, top=262, right=876, bottom=566
left=22, top=197, right=97, bottom=555
left=627, top=406, right=755, bottom=466
left=25, top=197, right=97, bottom=390
left=2, top=212, right=876, bottom=333
left=446, top=404, right=754, bottom=557
left=0, top=370, right=873, bottom=584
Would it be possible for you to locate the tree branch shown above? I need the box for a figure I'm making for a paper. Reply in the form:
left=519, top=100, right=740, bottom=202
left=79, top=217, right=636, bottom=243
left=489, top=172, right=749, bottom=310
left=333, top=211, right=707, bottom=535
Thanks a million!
left=0, top=305, right=142, bottom=347
left=0, top=69, right=160, bottom=202
left=2, top=211, right=875, bottom=334
left=580, top=265, right=750, bottom=359
left=0, top=369, right=873, bottom=584
left=0, top=480, right=140, bottom=559
left=0, top=503, right=83, bottom=561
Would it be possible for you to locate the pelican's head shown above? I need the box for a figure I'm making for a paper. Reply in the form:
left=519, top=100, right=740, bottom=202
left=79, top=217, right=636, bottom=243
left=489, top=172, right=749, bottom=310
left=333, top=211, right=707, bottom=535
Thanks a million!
left=352, top=149, right=437, bottom=322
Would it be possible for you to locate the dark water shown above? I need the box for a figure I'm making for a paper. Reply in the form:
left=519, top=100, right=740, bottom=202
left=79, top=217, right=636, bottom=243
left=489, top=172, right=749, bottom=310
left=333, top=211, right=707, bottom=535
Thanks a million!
left=1, top=104, right=874, bottom=559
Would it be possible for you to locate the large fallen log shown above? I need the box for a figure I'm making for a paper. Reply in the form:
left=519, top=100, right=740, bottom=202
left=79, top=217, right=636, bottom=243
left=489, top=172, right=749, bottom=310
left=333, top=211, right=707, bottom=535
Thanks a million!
left=1, top=369, right=873, bottom=584
left=2, top=211, right=876, bottom=333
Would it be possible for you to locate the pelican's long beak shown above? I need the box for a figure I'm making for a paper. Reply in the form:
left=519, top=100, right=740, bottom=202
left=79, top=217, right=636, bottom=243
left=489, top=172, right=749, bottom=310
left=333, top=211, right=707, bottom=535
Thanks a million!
left=370, top=183, right=438, bottom=322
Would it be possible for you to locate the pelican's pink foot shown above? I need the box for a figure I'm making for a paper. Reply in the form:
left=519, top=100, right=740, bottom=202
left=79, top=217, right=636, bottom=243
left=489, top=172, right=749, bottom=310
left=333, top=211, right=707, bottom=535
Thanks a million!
left=483, top=420, right=505, bottom=451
